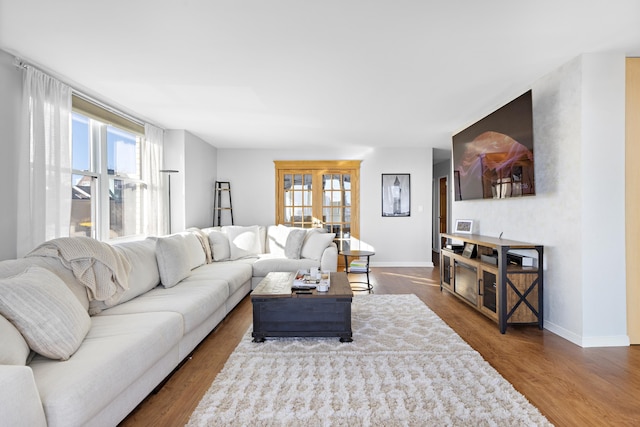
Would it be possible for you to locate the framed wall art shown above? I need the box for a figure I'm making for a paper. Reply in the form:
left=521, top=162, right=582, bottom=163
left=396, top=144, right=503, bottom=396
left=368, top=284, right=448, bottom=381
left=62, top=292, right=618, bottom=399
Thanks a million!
left=381, top=174, right=410, bottom=217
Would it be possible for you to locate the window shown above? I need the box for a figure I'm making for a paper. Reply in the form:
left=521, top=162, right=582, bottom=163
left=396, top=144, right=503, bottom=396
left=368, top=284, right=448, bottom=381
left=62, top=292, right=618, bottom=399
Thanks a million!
left=71, top=113, right=95, bottom=238
left=71, top=98, right=148, bottom=240
left=275, top=160, right=360, bottom=261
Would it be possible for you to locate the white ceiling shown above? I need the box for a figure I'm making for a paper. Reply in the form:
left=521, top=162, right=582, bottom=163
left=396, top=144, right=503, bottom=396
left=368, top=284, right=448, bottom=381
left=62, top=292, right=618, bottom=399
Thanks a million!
left=2, top=1, right=639, bottom=153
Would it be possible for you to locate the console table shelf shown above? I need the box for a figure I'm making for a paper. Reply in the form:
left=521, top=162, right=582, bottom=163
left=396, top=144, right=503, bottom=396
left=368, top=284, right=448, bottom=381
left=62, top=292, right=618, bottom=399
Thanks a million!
left=439, top=233, right=544, bottom=333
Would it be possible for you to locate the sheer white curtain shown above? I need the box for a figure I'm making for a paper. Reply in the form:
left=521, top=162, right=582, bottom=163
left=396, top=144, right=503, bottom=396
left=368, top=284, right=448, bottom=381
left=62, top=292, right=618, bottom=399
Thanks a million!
left=17, top=67, right=72, bottom=257
left=142, top=123, right=166, bottom=236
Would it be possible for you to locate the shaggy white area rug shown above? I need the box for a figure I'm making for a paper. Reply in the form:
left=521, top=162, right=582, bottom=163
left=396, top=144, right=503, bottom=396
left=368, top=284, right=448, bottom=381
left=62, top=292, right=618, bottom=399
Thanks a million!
left=187, top=294, right=552, bottom=426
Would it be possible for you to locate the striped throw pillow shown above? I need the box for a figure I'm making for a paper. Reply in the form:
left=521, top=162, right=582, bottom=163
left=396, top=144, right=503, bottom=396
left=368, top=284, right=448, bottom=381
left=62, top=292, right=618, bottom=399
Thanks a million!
left=0, top=266, right=90, bottom=360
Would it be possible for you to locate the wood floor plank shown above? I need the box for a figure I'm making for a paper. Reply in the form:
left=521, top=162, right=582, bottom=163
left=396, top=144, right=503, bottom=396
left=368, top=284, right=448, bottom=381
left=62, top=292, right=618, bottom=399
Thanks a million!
left=119, top=267, right=640, bottom=427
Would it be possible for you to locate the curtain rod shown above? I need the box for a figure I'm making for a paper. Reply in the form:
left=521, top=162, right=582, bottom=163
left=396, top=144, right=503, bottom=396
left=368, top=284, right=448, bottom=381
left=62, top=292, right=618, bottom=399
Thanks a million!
left=14, top=57, right=150, bottom=129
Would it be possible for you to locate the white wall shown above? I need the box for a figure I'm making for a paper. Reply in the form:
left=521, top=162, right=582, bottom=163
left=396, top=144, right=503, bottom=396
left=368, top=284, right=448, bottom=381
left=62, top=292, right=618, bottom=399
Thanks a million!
left=216, top=149, right=277, bottom=227
left=184, top=132, right=218, bottom=229
left=164, top=130, right=218, bottom=232
left=217, top=146, right=433, bottom=266
left=580, top=54, right=627, bottom=346
left=0, top=50, right=22, bottom=260
left=451, top=53, right=628, bottom=347
left=362, top=148, right=432, bottom=266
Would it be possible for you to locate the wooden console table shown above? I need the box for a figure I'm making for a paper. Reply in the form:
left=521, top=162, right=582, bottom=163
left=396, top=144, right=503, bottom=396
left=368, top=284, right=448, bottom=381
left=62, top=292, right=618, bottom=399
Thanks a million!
left=440, top=233, right=544, bottom=333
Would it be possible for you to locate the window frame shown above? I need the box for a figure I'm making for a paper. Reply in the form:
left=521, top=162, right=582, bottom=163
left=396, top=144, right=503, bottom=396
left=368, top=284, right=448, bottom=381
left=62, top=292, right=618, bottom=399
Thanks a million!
left=71, top=95, right=147, bottom=242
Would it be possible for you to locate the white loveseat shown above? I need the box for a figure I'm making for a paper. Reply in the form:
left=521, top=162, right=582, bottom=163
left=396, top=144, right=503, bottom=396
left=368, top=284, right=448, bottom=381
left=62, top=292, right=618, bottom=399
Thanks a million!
left=0, top=225, right=337, bottom=427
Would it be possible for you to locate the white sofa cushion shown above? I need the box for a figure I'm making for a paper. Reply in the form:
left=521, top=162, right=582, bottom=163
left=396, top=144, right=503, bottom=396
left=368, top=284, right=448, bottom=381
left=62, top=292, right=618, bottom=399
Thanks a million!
left=202, top=227, right=230, bottom=261
left=30, top=311, right=183, bottom=427
left=187, top=228, right=213, bottom=263
left=0, top=266, right=91, bottom=360
left=0, top=365, right=47, bottom=427
left=265, top=224, right=291, bottom=257
left=225, top=225, right=262, bottom=260
left=89, top=239, right=161, bottom=314
left=155, top=235, right=191, bottom=288
left=179, top=232, right=207, bottom=270
left=189, top=262, right=253, bottom=295
left=0, top=314, right=30, bottom=365
left=115, top=238, right=161, bottom=294
left=301, top=232, right=337, bottom=261
left=285, top=228, right=306, bottom=259
left=252, top=254, right=320, bottom=278
left=98, top=279, right=230, bottom=334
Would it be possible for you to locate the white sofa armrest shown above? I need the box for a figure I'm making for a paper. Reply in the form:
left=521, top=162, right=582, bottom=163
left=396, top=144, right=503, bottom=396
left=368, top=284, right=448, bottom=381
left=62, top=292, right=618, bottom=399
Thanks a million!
left=0, top=365, right=47, bottom=427
left=320, top=243, right=338, bottom=272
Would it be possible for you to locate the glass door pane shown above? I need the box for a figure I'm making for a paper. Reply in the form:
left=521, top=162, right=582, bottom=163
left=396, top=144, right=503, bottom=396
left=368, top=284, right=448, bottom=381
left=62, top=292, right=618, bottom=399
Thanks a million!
left=282, top=173, right=314, bottom=228
left=323, top=173, right=351, bottom=251
left=482, top=269, right=497, bottom=313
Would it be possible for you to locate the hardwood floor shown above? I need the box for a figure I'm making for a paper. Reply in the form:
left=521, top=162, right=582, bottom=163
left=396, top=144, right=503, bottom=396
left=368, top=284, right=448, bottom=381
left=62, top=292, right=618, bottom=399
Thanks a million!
left=120, top=267, right=640, bottom=426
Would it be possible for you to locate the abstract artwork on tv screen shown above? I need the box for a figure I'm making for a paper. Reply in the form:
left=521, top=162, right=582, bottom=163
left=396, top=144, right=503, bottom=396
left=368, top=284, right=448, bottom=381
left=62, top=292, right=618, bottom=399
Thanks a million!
left=452, top=90, right=535, bottom=201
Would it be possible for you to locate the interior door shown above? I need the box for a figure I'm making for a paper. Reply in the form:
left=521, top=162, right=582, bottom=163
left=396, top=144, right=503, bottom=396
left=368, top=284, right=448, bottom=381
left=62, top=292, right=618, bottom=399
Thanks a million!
left=321, top=172, right=353, bottom=254
left=439, top=176, right=448, bottom=234
left=275, top=160, right=361, bottom=269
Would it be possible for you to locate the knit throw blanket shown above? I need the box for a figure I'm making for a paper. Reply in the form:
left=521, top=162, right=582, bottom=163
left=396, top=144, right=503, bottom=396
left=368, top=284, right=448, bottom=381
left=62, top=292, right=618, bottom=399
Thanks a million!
left=27, top=237, right=131, bottom=307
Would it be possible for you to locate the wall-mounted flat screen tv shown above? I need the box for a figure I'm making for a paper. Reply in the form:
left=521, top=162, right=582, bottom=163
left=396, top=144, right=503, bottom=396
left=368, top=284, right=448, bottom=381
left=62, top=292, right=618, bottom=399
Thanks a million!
left=452, top=90, right=535, bottom=201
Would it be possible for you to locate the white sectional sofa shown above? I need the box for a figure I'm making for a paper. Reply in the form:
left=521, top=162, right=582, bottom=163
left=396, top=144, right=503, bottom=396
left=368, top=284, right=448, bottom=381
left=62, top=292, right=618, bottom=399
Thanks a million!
left=0, top=225, right=337, bottom=427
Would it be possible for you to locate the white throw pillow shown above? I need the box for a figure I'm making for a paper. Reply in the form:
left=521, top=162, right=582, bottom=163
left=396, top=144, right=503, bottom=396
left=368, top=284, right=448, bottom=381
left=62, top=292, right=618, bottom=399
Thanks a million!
left=256, top=225, right=267, bottom=253
left=89, top=239, right=161, bottom=314
left=0, top=266, right=91, bottom=361
left=265, top=224, right=291, bottom=257
left=115, top=239, right=161, bottom=293
left=225, top=225, right=262, bottom=260
left=203, top=228, right=230, bottom=261
left=155, top=235, right=191, bottom=288
left=179, top=232, right=207, bottom=270
left=0, top=314, right=30, bottom=365
left=187, top=228, right=213, bottom=263
left=285, top=229, right=306, bottom=259
left=301, top=232, right=336, bottom=261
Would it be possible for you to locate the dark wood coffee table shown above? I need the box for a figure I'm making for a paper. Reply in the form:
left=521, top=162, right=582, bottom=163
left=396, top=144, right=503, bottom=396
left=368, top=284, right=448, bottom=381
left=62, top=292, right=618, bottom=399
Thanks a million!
left=251, top=271, right=353, bottom=342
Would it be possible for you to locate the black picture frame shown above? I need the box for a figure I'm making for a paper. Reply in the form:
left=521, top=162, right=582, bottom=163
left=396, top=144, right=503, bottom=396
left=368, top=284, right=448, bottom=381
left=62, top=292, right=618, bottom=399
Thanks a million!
left=381, top=174, right=410, bottom=217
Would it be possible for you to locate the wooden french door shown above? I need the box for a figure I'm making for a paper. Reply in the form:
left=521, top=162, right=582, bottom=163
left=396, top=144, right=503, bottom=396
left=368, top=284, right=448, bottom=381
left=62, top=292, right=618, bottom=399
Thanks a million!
left=275, top=161, right=361, bottom=265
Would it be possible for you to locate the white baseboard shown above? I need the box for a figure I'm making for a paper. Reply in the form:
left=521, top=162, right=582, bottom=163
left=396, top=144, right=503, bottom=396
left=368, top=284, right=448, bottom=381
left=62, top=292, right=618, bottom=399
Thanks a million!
left=370, top=261, right=434, bottom=268
left=580, top=335, right=630, bottom=348
left=544, top=321, right=630, bottom=347
left=543, top=321, right=582, bottom=346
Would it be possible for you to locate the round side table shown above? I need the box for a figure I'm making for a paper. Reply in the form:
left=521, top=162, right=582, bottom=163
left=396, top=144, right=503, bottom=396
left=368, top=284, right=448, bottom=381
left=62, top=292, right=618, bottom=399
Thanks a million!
left=340, top=250, right=375, bottom=292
